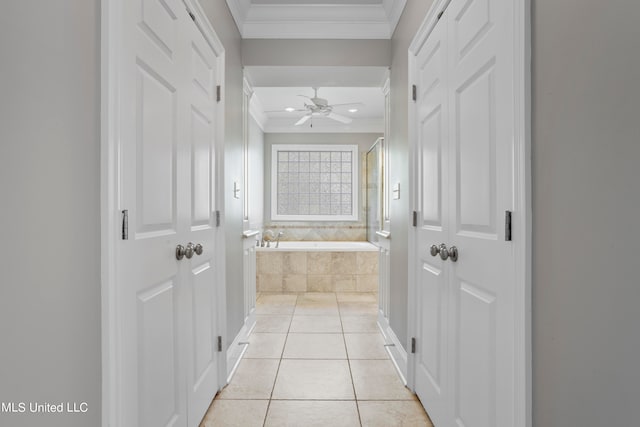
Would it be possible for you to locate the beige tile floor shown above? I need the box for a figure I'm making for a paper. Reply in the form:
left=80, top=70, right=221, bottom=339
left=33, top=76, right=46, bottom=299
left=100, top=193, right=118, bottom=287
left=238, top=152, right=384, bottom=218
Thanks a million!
left=201, top=292, right=433, bottom=427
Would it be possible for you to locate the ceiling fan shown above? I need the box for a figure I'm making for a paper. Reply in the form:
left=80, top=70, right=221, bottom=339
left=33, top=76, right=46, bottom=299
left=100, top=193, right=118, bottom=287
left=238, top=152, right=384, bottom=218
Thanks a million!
left=268, top=87, right=363, bottom=126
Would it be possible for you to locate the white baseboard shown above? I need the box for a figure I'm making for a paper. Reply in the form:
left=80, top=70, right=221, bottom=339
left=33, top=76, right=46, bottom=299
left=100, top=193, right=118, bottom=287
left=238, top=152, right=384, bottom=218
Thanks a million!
left=225, top=311, right=256, bottom=384
left=378, top=311, right=408, bottom=384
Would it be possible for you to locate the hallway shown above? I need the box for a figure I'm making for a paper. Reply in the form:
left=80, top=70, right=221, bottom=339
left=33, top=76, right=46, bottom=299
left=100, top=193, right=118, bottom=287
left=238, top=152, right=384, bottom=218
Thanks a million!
left=201, top=292, right=432, bottom=426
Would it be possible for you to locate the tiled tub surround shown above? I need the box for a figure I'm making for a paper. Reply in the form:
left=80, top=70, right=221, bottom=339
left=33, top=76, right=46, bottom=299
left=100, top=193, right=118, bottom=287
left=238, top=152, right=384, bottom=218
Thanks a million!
left=256, top=242, right=378, bottom=293
left=262, top=222, right=367, bottom=241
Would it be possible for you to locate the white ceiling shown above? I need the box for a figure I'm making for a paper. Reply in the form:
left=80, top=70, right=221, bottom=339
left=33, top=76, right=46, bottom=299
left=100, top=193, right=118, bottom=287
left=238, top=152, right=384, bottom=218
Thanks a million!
left=226, top=0, right=407, bottom=39
left=233, top=1, right=396, bottom=133
left=248, top=66, right=387, bottom=133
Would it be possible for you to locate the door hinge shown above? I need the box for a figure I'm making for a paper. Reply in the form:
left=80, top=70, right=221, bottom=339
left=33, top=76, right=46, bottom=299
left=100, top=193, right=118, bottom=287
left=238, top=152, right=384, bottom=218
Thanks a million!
left=216, top=85, right=221, bottom=102
left=188, top=10, right=195, bottom=21
left=505, top=210, right=512, bottom=241
left=215, top=210, right=221, bottom=227
left=217, top=336, right=223, bottom=352
left=121, top=209, right=128, bottom=240
left=412, top=211, right=418, bottom=227
left=412, top=84, right=417, bottom=102
left=411, top=337, right=416, bottom=354
left=437, top=0, right=451, bottom=20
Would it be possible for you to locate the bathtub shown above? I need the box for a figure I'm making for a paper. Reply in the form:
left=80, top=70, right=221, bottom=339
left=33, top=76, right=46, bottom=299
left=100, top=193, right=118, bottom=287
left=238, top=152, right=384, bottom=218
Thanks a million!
left=256, top=241, right=378, bottom=252
left=256, top=241, right=379, bottom=292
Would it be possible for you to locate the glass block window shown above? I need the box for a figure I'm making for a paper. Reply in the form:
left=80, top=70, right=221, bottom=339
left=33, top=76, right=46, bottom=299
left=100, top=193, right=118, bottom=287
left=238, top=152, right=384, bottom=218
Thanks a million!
left=271, top=144, right=358, bottom=221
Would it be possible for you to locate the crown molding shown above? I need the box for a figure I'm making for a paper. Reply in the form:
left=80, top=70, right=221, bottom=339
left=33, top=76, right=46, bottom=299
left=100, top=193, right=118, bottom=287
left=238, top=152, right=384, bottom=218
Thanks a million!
left=244, top=76, right=268, bottom=131
left=225, top=0, right=251, bottom=27
left=249, top=96, right=268, bottom=131
left=382, top=0, right=406, bottom=38
left=226, top=0, right=407, bottom=39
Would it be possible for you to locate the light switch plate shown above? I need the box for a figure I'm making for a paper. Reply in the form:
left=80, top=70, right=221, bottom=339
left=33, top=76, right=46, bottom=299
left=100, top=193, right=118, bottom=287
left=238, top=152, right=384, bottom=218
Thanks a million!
left=392, top=183, right=400, bottom=200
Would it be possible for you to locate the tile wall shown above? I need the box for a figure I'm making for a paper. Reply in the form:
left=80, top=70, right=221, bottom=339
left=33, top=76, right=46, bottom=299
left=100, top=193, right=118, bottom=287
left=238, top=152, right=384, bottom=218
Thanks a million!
left=257, top=251, right=378, bottom=293
left=262, top=222, right=367, bottom=241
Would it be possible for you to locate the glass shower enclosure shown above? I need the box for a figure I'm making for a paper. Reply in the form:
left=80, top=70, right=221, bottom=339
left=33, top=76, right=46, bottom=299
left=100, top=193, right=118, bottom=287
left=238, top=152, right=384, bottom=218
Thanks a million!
left=366, top=137, right=385, bottom=244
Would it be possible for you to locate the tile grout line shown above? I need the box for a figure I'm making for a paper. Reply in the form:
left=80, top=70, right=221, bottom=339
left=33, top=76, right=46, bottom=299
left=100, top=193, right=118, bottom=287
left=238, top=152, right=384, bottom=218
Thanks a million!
left=223, top=293, right=383, bottom=426
left=339, top=293, right=364, bottom=427
left=261, top=296, right=296, bottom=427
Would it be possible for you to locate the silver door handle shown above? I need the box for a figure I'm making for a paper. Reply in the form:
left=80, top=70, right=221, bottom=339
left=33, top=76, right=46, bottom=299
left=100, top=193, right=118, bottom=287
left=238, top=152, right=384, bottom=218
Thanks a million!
left=449, top=246, right=458, bottom=262
left=430, top=244, right=440, bottom=257
left=439, top=243, right=449, bottom=260
left=194, top=243, right=203, bottom=255
left=185, top=243, right=195, bottom=259
left=176, top=244, right=186, bottom=260
left=430, top=243, right=458, bottom=262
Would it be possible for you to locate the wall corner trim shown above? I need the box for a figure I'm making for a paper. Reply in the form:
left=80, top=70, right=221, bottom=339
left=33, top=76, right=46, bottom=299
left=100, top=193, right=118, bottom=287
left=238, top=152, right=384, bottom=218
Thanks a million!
left=226, top=313, right=256, bottom=384
left=378, top=313, right=408, bottom=384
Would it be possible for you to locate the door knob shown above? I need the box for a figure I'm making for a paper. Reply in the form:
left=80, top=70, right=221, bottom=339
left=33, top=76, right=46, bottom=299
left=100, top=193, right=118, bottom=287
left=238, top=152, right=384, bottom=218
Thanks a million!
left=176, top=244, right=186, bottom=260
left=194, top=243, right=203, bottom=256
left=449, top=246, right=458, bottom=262
left=429, top=244, right=440, bottom=257
left=185, top=243, right=195, bottom=259
left=439, top=243, right=449, bottom=261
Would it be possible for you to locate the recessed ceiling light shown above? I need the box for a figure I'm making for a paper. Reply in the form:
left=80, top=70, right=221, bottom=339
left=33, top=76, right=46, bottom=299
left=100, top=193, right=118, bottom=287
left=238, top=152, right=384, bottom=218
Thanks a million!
left=285, top=107, right=295, bottom=112
left=348, top=108, right=358, bottom=113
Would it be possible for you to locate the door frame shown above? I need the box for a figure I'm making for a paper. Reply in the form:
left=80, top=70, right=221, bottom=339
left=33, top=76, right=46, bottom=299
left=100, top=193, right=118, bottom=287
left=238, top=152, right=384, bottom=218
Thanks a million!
left=100, top=0, right=227, bottom=425
left=406, top=0, right=531, bottom=426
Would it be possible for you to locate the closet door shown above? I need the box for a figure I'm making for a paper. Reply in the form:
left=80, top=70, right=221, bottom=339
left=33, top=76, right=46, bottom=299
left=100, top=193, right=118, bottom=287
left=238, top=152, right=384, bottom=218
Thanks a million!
left=412, top=0, right=518, bottom=426
left=116, top=1, right=220, bottom=425
left=182, top=15, right=220, bottom=423
left=413, top=14, right=450, bottom=425
left=446, top=0, right=515, bottom=425
left=118, top=0, right=189, bottom=425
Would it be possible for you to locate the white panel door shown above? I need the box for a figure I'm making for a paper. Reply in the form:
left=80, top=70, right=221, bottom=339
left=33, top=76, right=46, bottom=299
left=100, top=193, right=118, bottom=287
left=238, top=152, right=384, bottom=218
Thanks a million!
left=117, top=1, right=219, bottom=426
left=182, top=16, right=220, bottom=423
left=413, top=15, right=450, bottom=425
left=119, top=0, right=187, bottom=425
left=446, top=0, right=515, bottom=426
left=412, top=0, right=517, bottom=426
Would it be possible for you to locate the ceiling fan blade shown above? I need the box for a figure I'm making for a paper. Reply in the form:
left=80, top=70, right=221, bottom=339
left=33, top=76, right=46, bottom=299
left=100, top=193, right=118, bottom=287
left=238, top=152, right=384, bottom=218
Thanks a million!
left=327, top=102, right=364, bottom=108
left=327, top=112, right=352, bottom=124
left=263, top=109, right=307, bottom=113
left=295, top=114, right=312, bottom=126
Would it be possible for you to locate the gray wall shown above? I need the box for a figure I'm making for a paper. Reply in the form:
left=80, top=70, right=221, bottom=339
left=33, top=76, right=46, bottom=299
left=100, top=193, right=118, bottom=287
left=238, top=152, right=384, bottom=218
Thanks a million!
left=200, top=0, right=246, bottom=347
left=242, top=39, right=391, bottom=66
left=248, top=116, right=265, bottom=230
left=0, top=1, right=101, bottom=426
left=531, top=1, right=640, bottom=425
left=388, top=0, right=434, bottom=350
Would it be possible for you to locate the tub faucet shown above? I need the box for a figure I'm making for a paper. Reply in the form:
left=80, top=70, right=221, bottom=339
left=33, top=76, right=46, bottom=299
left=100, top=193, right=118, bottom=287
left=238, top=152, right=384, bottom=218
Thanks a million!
left=262, top=229, right=275, bottom=248
left=275, top=231, right=284, bottom=248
